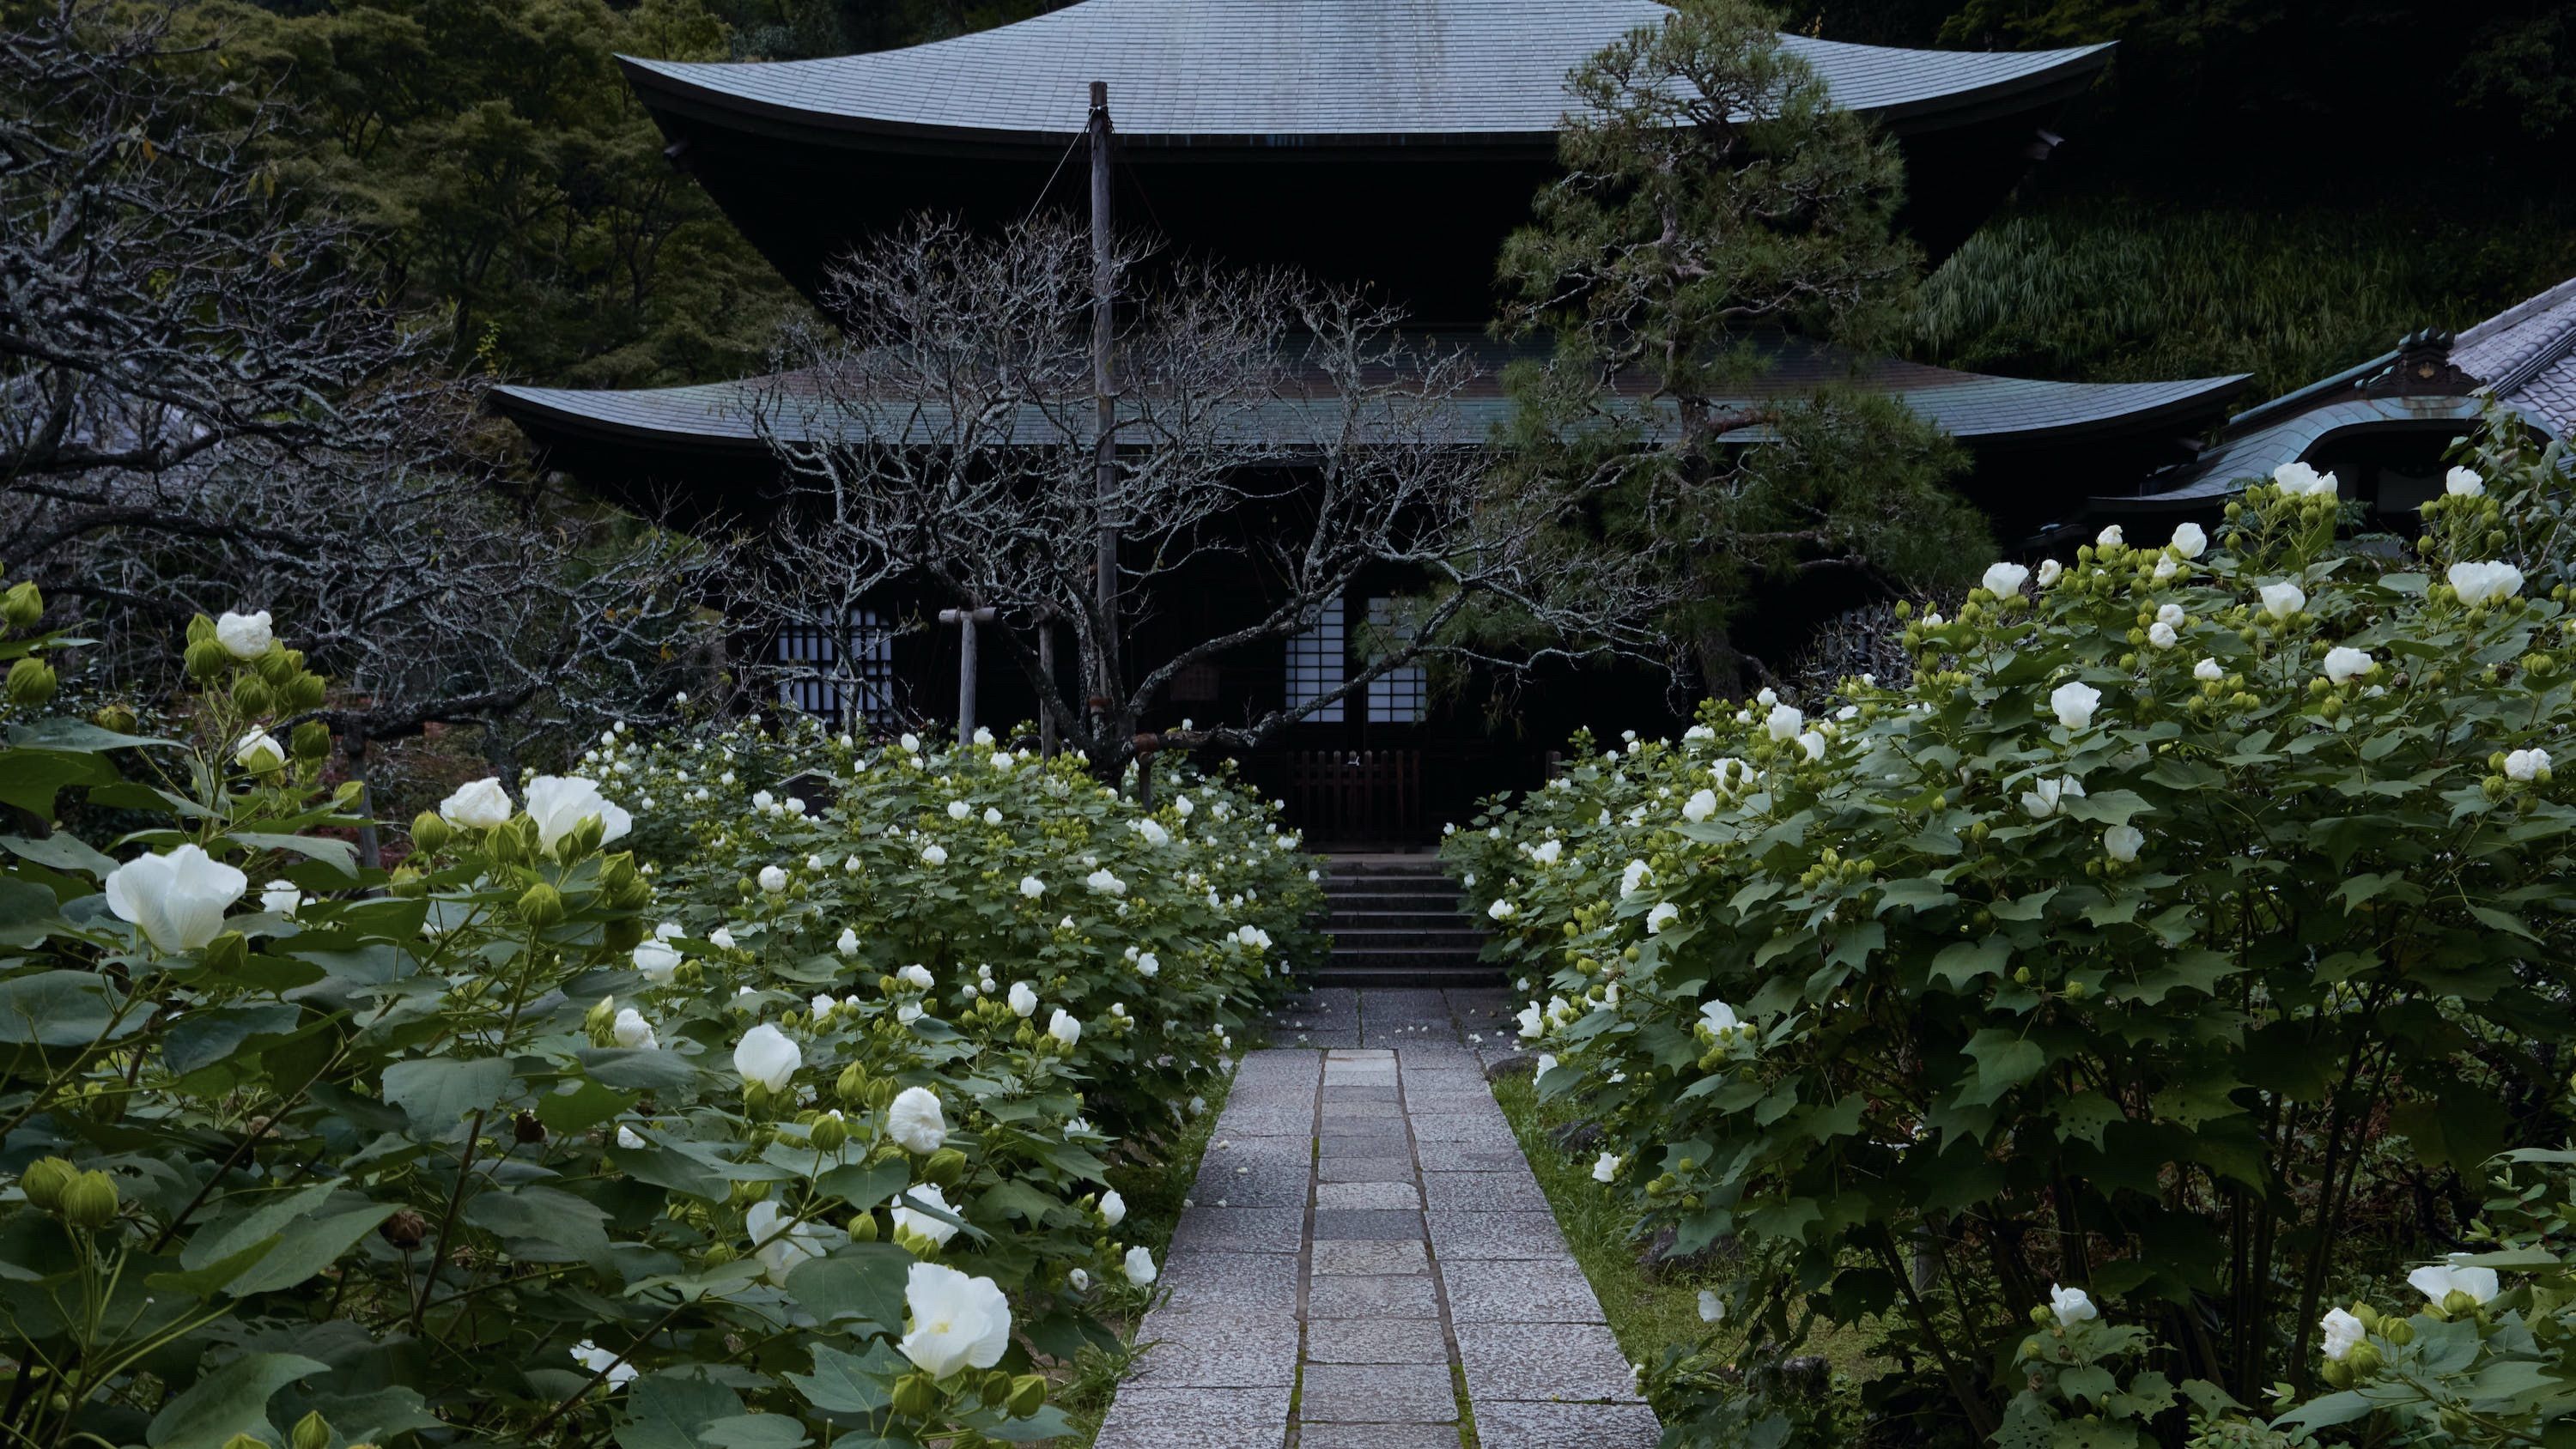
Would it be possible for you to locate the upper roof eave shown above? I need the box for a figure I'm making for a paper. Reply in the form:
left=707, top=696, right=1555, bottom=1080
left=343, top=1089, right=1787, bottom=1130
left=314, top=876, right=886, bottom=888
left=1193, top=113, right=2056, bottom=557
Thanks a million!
left=615, top=0, right=2112, bottom=156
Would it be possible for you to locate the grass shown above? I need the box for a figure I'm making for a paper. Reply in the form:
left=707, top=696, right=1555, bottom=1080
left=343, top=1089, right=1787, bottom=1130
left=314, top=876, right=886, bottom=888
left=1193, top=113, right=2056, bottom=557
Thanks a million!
left=1485, top=1071, right=1887, bottom=1395
left=1044, top=1056, right=1240, bottom=1446
left=1911, top=196, right=2576, bottom=400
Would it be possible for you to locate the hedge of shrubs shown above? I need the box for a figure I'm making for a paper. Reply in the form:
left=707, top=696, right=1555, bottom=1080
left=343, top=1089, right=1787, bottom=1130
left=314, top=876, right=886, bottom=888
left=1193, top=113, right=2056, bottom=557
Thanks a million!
left=0, top=610, right=1315, bottom=1449
left=1450, top=420, right=2576, bottom=1448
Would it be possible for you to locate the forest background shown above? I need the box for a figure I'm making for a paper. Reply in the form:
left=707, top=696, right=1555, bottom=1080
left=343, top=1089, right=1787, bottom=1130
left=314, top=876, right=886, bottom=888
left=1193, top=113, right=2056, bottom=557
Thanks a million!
left=186, top=0, right=2576, bottom=399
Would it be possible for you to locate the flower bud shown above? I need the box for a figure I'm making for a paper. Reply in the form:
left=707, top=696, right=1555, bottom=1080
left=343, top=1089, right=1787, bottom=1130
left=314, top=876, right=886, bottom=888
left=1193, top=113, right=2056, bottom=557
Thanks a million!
left=60, top=1169, right=118, bottom=1229
left=92, top=703, right=136, bottom=735
left=411, top=812, right=452, bottom=854
left=517, top=882, right=566, bottom=929
left=810, top=1113, right=848, bottom=1152
left=836, top=1064, right=870, bottom=1103
left=890, top=1373, right=938, bottom=1416
left=980, top=1371, right=1012, bottom=1408
left=6, top=658, right=56, bottom=709
left=223, top=1434, right=266, bottom=1449
left=232, top=676, right=275, bottom=718
left=290, top=1411, right=331, bottom=1449
left=0, top=582, right=41, bottom=630
left=851, top=1211, right=879, bottom=1242
left=2382, top=1319, right=2413, bottom=1345
left=2347, top=1342, right=2383, bottom=1375
left=184, top=639, right=229, bottom=682
left=561, top=815, right=605, bottom=863
left=702, top=1243, right=738, bottom=1267
left=284, top=673, right=326, bottom=712
left=386, top=866, right=427, bottom=900
left=923, top=1148, right=968, bottom=1186
left=21, top=1156, right=76, bottom=1210
left=291, top=721, right=331, bottom=761
left=254, top=648, right=297, bottom=687
left=1006, top=1375, right=1048, bottom=1417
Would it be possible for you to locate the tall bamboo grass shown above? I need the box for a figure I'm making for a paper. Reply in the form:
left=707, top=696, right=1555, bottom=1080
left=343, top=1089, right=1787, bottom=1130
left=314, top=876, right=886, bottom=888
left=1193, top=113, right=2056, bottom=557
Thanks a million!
left=1912, top=199, right=2576, bottom=398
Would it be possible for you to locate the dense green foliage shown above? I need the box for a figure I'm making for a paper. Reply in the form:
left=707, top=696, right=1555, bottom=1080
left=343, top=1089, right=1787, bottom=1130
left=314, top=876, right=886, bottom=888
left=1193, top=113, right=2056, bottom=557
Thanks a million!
left=0, top=605, right=1312, bottom=1448
left=1914, top=201, right=2576, bottom=398
left=192, top=0, right=803, bottom=387
left=1449, top=415, right=2576, bottom=1443
left=1496, top=0, right=1988, bottom=695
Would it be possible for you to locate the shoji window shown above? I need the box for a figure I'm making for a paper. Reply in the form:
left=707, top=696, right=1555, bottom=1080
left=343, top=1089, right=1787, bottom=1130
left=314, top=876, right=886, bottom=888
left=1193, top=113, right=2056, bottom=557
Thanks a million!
left=1284, top=596, right=1346, bottom=722
left=1364, top=596, right=1425, bottom=724
left=776, top=609, right=896, bottom=723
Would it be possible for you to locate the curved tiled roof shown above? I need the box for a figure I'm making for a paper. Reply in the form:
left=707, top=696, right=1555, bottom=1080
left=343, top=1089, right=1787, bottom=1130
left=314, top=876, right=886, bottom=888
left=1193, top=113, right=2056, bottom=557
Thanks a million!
left=623, top=0, right=2111, bottom=148
left=2456, top=274, right=2576, bottom=436
left=491, top=350, right=2243, bottom=459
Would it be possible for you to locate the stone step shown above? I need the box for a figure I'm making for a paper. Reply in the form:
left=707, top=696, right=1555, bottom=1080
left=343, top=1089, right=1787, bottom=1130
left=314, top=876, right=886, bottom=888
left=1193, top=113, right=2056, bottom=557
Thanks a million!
left=1329, top=908, right=1470, bottom=930
left=1303, top=965, right=1502, bottom=987
left=1323, top=882, right=1461, bottom=901
left=1330, top=928, right=1486, bottom=951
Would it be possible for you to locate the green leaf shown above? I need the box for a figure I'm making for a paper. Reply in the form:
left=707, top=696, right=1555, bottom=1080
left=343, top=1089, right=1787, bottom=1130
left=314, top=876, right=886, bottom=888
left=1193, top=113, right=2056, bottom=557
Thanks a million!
left=2273, top=1389, right=2379, bottom=1431
left=2059, top=790, right=2151, bottom=827
left=182, top=1183, right=339, bottom=1268
left=2391, top=1094, right=2510, bottom=1174
left=786, top=1246, right=914, bottom=1333
left=146, top=1353, right=330, bottom=1449
left=1930, top=937, right=2010, bottom=989
left=616, top=1374, right=744, bottom=1449
left=228, top=1206, right=398, bottom=1294
left=227, top=833, right=358, bottom=877
left=164, top=1003, right=305, bottom=1076
left=0, top=969, right=127, bottom=1046
left=0, top=749, right=120, bottom=821
left=783, top=1343, right=897, bottom=1415
left=9, top=718, right=173, bottom=752
left=814, top=1160, right=910, bottom=1212
left=0, top=875, right=65, bottom=947
left=383, top=1057, right=513, bottom=1135
left=2053, top=1093, right=2123, bottom=1150
left=537, top=1079, right=637, bottom=1136
left=698, top=1416, right=810, bottom=1449
left=0, top=832, right=116, bottom=876
left=579, top=1047, right=702, bottom=1090
left=1874, top=877, right=1956, bottom=915
left=1959, top=1029, right=2046, bottom=1106
left=465, top=1184, right=613, bottom=1269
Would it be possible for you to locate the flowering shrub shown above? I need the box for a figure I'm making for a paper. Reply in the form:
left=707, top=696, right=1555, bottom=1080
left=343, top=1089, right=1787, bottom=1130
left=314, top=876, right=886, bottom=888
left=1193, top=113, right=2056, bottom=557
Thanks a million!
left=1451, top=452, right=2576, bottom=1438
left=0, top=602, right=1314, bottom=1449
left=591, top=714, right=1320, bottom=1147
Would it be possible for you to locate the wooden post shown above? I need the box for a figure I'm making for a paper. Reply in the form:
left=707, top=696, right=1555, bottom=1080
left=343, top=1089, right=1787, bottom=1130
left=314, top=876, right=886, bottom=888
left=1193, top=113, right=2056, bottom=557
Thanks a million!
left=938, top=607, right=996, bottom=745
left=1036, top=608, right=1057, bottom=757
left=1088, top=80, right=1119, bottom=749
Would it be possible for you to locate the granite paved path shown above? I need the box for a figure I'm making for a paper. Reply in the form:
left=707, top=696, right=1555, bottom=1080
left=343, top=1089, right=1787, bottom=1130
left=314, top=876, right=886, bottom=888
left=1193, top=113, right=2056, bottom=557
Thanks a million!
left=1094, top=988, right=1661, bottom=1449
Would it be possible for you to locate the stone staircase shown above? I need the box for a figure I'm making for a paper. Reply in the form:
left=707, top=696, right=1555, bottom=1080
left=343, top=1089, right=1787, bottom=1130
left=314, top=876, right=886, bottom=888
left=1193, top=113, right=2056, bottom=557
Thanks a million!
left=1309, top=853, right=1498, bottom=987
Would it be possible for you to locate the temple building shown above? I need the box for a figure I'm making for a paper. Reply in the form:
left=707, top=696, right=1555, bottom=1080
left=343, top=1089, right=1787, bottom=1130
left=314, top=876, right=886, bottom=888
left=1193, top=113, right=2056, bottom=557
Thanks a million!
left=491, top=0, right=2252, bottom=842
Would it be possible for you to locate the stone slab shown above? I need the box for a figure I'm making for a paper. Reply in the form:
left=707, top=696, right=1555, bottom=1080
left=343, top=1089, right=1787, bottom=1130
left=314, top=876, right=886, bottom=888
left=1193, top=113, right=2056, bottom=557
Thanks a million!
left=1441, top=1258, right=1607, bottom=1325
left=1317, top=1155, right=1415, bottom=1183
left=1425, top=1210, right=1569, bottom=1260
left=1306, top=1272, right=1442, bottom=1319
left=1157, top=1250, right=1301, bottom=1313
left=1321, top=1100, right=1406, bottom=1120
left=1405, top=1113, right=1519, bottom=1145
left=1190, top=1155, right=1309, bottom=1208
left=1455, top=1321, right=1640, bottom=1402
left=1416, top=1143, right=1528, bottom=1172
left=1170, top=1206, right=1306, bottom=1256
left=1309, top=1239, right=1428, bottom=1276
left=1299, top=1424, right=1461, bottom=1449
left=1421, top=1171, right=1549, bottom=1212
left=1299, top=1361, right=1459, bottom=1422
left=1320, top=1131, right=1412, bottom=1158
left=1122, top=1312, right=1302, bottom=1388
left=1315, top=1180, right=1423, bottom=1210
left=1473, top=1400, right=1662, bottom=1449
left=1092, top=1385, right=1292, bottom=1449
left=1310, top=1209, right=1425, bottom=1240
left=1302, top=1316, right=1452, bottom=1364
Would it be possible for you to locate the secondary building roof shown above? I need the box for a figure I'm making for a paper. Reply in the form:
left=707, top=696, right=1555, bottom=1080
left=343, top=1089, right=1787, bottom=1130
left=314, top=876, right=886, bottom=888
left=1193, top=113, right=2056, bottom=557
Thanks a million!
left=2081, top=273, right=2576, bottom=525
left=490, top=342, right=2245, bottom=532
left=623, top=0, right=2111, bottom=150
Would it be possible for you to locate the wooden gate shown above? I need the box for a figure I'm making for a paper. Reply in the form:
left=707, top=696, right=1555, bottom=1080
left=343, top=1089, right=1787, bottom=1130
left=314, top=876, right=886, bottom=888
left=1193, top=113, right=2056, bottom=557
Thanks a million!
left=1283, top=749, right=1421, bottom=842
